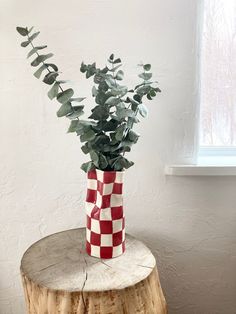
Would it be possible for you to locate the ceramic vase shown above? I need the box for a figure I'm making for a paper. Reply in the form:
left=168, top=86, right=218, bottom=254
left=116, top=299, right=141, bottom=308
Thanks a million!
left=85, top=169, right=125, bottom=259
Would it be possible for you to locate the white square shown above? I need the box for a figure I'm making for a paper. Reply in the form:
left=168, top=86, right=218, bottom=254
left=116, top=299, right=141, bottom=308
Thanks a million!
left=110, top=194, right=123, bottom=207
left=100, top=208, right=112, bottom=221
left=96, top=169, right=104, bottom=182
left=103, top=183, right=113, bottom=195
left=91, top=245, right=101, bottom=257
left=96, top=193, right=102, bottom=208
left=101, top=234, right=113, bottom=246
left=86, top=202, right=95, bottom=217
left=87, top=179, right=97, bottom=190
left=91, top=218, right=100, bottom=233
left=115, top=172, right=124, bottom=184
left=112, top=219, right=123, bottom=233
left=86, top=229, right=91, bottom=241
left=112, top=244, right=123, bottom=257
left=122, top=229, right=125, bottom=241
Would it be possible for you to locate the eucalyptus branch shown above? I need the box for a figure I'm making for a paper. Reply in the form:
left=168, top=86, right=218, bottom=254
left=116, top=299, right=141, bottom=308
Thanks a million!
left=17, top=27, right=161, bottom=173
left=26, top=33, right=64, bottom=93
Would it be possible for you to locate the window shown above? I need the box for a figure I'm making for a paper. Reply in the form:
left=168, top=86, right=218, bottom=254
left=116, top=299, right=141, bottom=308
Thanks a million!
left=199, top=0, right=236, bottom=163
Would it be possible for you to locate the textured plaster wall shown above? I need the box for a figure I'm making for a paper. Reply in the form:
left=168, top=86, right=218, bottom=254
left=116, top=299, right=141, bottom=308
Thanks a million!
left=0, top=0, right=236, bottom=313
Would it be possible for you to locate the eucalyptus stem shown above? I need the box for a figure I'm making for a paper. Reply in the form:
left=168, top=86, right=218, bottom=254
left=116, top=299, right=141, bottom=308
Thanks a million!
left=27, top=34, right=64, bottom=93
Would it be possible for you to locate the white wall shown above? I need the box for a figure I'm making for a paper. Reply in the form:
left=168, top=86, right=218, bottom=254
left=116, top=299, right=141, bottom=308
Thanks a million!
left=1, top=0, right=236, bottom=313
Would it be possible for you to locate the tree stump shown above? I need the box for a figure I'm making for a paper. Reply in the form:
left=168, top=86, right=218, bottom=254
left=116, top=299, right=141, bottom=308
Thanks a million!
left=21, top=228, right=167, bottom=314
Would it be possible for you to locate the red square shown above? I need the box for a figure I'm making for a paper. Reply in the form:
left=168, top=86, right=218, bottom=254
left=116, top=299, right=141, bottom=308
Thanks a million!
left=101, top=195, right=111, bottom=208
left=91, top=205, right=100, bottom=219
left=88, top=170, right=97, bottom=179
left=86, top=189, right=97, bottom=203
left=100, top=247, right=113, bottom=259
left=111, top=206, right=123, bottom=219
left=113, top=231, right=123, bottom=246
left=97, top=181, right=103, bottom=195
left=86, top=241, right=91, bottom=255
left=103, top=171, right=116, bottom=184
left=87, top=216, right=91, bottom=229
left=112, top=183, right=123, bottom=194
left=100, top=221, right=113, bottom=234
left=91, top=231, right=101, bottom=246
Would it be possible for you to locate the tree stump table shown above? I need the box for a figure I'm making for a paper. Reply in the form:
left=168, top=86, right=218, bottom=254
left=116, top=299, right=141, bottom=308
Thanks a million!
left=21, top=228, right=167, bottom=314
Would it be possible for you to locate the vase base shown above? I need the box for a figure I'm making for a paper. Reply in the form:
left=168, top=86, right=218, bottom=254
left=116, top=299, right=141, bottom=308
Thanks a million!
left=86, top=241, right=125, bottom=259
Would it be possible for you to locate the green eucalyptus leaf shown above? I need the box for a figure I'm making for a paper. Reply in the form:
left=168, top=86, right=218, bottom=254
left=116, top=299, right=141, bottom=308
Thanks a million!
left=105, top=76, right=116, bottom=88
left=128, top=130, right=139, bottom=143
left=90, top=151, right=99, bottom=167
left=105, top=96, right=120, bottom=106
left=103, top=119, right=120, bottom=131
left=89, top=105, right=109, bottom=120
left=115, top=124, right=126, bottom=141
left=116, top=102, right=126, bottom=109
left=45, top=63, right=58, bottom=72
left=99, top=154, right=108, bottom=169
left=93, top=134, right=110, bottom=146
left=127, top=97, right=140, bottom=111
left=43, top=71, right=59, bottom=85
left=80, top=129, right=96, bottom=142
left=80, top=62, right=87, bottom=73
left=116, top=108, right=135, bottom=119
left=94, top=73, right=104, bottom=84
left=21, top=41, right=30, bottom=47
left=71, top=97, right=86, bottom=103
left=113, top=156, right=134, bottom=171
left=136, top=85, right=152, bottom=95
left=28, top=26, right=34, bottom=34
left=75, top=120, right=95, bottom=136
left=138, top=103, right=148, bottom=117
left=81, top=161, right=95, bottom=173
left=68, top=120, right=79, bottom=133
left=28, top=31, right=40, bottom=42
left=81, top=143, right=91, bottom=154
left=149, top=89, right=156, bottom=97
left=110, top=86, right=128, bottom=97
left=57, top=102, right=73, bottom=117
left=95, top=91, right=109, bottom=105
left=92, top=86, right=98, bottom=97
left=67, top=106, right=84, bottom=119
left=133, top=94, right=142, bottom=103
left=113, top=58, right=121, bottom=64
left=116, top=70, right=124, bottom=80
left=27, top=45, right=47, bottom=58
left=57, top=80, right=68, bottom=84
left=16, top=27, right=28, bottom=36
left=57, top=88, right=74, bottom=104
left=33, top=64, right=47, bottom=79
left=47, top=82, right=60, bottom=100
left=138, top=72, right=152, bottom=80
left=31, top=53, right=53, bottom=67
left=143, top=64, right=151, bottom=71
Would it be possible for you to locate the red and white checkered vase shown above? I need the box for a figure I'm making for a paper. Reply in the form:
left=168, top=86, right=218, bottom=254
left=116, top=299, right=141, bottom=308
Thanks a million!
left=85, top=169, right=125, bottom=259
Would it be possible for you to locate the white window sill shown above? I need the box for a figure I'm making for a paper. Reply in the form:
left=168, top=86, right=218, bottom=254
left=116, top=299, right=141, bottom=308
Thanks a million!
left=165, top=164, right=236, bottom=176
left=165, top=147, right=236, bottom=176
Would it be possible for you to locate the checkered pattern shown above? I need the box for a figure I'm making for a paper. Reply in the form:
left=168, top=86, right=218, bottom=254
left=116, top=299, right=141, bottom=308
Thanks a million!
left=85, top=169, right=125, bottom=259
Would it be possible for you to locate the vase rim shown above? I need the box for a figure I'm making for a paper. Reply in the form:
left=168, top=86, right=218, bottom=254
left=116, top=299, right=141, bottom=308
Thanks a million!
left=95, top=168, right=125, bottom=174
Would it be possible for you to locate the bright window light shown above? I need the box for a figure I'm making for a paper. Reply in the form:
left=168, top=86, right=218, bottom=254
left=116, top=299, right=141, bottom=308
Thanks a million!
left=199, top=0, right=236, bottom=160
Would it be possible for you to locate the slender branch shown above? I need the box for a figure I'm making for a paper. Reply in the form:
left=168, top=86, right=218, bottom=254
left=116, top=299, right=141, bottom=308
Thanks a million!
left=27, top=34, right=64, bottom=93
